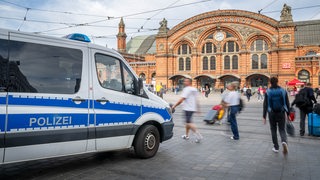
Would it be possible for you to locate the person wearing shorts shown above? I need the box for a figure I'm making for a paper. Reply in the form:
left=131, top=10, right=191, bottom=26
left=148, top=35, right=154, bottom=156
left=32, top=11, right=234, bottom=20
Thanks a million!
left=172, top=78, right=203, bottom=143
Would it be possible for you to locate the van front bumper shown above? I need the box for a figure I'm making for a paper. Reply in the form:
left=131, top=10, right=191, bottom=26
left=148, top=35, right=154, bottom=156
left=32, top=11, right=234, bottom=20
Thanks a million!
left=161, top=120, right=174, bottom=142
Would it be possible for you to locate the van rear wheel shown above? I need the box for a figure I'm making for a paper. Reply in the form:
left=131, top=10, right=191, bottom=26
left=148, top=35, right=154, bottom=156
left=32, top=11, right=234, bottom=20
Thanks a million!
left=134, top=125, right=160, bottom=159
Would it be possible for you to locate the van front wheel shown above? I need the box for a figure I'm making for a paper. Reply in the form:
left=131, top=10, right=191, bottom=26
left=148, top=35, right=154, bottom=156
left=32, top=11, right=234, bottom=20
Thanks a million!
left=134, top=125, right=160, bottom=159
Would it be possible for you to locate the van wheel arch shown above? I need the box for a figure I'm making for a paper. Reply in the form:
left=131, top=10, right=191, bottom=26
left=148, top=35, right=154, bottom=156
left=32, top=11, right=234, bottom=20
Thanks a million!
left=133, top=122, right=162, bottom=159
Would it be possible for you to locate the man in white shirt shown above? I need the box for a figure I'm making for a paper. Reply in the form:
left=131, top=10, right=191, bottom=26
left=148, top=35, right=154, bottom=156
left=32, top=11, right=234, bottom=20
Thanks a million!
left=222, top=82, right=240, bottom=140
left=172, top=78, right=202, bottom=143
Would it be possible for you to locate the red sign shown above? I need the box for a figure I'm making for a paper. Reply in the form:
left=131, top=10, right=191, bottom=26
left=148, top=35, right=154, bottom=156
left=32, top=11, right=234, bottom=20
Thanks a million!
left=282, top=63, right=291, bottom=69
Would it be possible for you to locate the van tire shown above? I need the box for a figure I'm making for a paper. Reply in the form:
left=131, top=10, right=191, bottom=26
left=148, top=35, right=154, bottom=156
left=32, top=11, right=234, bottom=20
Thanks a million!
left=134, top=125, right=160, bottom=159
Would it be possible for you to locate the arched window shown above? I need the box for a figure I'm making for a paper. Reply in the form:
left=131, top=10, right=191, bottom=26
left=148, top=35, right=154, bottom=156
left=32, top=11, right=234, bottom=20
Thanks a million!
left=232, top=55, right=238, bottom=69
left=224, top=56, right=230, bottom=70
left=298, top=70, right=310, bottom=83
left=177, top=43, right=192, bottom=71
left=177, top=44, right=192, bottom=55
left=206, top=43, right=212, bottom=53
left=151, top=72, right=156, bottom=81
left=203, top=56, right=208, bottom=70
left=250, top=39, right=268, bottom=52
left=250, top=39, right=269, bottom=70
left=179, top=58, right=184, bottom=71
left=202, top=42, right=217, bottom=54
left=306, top=50, right=317, bottom=56
left=223, top=41, right=239, bottom=53
left=252, top=54, right=259, bottom=69
left=185, top=57, right=191, bottom=71
left=210, top=56, right=216, bottom=70
left=139, top=73, right=146, bottom=80
left=261, top=54, right=267, bottom=69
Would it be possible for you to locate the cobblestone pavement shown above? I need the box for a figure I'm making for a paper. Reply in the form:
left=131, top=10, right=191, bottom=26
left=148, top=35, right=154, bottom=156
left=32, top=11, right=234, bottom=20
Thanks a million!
left=1, top=92, right=320, bottom=180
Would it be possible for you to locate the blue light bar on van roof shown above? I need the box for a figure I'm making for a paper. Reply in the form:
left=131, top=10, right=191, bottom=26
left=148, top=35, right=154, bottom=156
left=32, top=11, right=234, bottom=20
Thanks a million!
left=64, top=33, right=91, bottom=42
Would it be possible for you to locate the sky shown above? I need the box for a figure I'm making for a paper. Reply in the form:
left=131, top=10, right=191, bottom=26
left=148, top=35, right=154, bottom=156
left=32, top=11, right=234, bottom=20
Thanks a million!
left=0, top=0, right=319, bottom=49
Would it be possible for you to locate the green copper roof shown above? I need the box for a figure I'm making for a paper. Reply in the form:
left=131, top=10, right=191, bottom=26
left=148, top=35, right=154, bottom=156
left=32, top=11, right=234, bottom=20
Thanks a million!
left=126, top=35, right=156, bottom=54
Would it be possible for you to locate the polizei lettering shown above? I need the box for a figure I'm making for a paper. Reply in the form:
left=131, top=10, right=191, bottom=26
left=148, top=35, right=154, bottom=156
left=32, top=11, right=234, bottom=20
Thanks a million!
left=29, top=116, right=72, bottom=127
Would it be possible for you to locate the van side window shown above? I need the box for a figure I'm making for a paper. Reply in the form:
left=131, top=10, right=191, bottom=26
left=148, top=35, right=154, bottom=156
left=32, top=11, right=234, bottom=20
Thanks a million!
left=7, top=40, right=83, bottom=94
left=95, top=54, right=123, bottom=91
left=122, top=65, right=135, bottom=94
left=0, top=39, right=9, bottom=91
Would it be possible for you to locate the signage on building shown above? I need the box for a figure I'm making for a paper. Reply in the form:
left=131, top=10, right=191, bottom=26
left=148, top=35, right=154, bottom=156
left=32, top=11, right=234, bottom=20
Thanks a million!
left=282, top=63, right=291, bottom=69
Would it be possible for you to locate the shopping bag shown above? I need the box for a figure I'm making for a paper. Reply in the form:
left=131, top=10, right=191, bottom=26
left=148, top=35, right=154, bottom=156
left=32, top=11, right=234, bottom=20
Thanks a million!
left=289, top=107, right=295, bottom=121
left=286, top=119, right=295, bottom=136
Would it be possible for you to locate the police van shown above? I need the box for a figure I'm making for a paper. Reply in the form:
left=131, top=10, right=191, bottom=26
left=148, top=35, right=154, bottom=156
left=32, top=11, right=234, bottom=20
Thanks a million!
left=0, top=28, right=174, bottom=164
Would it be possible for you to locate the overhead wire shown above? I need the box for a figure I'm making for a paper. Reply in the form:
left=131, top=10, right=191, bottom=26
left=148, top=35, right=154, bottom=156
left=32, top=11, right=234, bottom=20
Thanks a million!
left=33, top=0, right=214, bottom=33
left=258, top=0, right=278, bottom=14
left=262, top=4, right=320, bottom=14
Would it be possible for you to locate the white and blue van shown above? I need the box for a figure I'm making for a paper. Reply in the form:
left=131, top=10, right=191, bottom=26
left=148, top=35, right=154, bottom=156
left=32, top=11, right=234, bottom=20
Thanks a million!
left=0, top=28, right=173, bottom=164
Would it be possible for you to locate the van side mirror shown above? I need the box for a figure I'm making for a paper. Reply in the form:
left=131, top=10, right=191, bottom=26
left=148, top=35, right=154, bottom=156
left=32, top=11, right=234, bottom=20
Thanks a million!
left=136, top=78, right=144, bottom=95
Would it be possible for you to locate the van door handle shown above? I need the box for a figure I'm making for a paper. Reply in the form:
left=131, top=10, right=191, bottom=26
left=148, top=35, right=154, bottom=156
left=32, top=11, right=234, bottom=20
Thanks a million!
left=96, top=98, right=109, bottom=103
left=72, top=97, right=86, bottom=102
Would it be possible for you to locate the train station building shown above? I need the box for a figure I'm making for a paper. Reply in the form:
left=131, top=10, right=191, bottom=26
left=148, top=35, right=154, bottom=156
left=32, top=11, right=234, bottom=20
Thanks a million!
left=117, top=4, right=320, bottom=90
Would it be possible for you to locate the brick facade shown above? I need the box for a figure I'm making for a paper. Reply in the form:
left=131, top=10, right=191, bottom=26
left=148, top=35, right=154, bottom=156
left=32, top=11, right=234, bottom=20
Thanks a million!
left=118, top=6, right=320, bottom=90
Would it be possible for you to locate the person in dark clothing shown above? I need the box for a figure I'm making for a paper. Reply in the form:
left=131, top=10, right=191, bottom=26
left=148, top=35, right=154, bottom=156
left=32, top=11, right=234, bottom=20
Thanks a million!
left=246, top=88, right=252, bottom=102
left=291, top=83, right=317, bottom=136
left=263, top=77, right=290, bottom=154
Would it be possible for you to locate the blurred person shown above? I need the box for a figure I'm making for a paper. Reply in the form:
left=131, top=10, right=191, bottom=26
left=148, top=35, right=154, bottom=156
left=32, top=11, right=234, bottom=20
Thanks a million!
left=246, top=87, right=252, bottom=102
left=172, top=78, right=203, bottom=143
left=291, top=83, right=317, bottom=136
left=263, top=77, right=290, bottom=154
left=221, top=82, right=240, bottom=140
left=257, top=86, right=264, bottom=101
left=156, top=83, right=163, bottom=98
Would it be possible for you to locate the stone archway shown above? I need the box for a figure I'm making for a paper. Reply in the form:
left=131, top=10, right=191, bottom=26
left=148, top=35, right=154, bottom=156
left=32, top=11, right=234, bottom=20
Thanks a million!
left=298, top=69, right=310, bottom=83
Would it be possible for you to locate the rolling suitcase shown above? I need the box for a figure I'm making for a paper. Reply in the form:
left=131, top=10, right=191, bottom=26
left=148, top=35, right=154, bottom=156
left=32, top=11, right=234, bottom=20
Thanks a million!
left=308, top=113, right=320, bottom=136
left=203, top=110, right=218, bottom=124
left=204, top=105, right=224, bottom=124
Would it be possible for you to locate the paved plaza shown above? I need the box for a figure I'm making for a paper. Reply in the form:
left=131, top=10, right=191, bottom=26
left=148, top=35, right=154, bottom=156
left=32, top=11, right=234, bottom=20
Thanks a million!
left=1, top=92, right=320, bottom=180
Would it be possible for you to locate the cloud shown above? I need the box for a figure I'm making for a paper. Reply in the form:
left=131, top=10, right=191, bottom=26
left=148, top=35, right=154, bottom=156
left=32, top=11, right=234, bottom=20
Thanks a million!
left=0, top=0, right=319, bottom=49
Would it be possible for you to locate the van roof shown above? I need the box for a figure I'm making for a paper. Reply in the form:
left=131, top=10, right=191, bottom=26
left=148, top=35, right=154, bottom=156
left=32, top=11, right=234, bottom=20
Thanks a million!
left=0, top=28, right=121, bottom=57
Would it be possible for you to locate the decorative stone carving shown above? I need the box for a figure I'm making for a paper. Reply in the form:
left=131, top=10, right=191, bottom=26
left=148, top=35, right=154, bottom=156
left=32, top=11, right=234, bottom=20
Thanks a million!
left=282, top=34, right=291, bottom=43
left=229, top=24, right=257, bottom=40
left=280, top=4, right=293, bottom=22
left=158, top=18, right=169, bottom=35
left=184, top=27, right=207, bottom=44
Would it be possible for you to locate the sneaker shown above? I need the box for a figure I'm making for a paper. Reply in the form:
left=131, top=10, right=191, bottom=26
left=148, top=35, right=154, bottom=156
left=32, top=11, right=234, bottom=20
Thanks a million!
left=195, top=139, right=201, bottom=143
left=282, top=142, right=288, bottom=154
left=181, top=135, right=189, bottom=140
left=230, top=136, right=239, bottom=140
left=272, top=147, right=279, bottom=153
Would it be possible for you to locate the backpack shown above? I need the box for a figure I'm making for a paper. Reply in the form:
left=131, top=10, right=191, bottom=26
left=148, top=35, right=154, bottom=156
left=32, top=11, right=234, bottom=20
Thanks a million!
left=313, top=103, right=320, bottom=115
left=267, top=88, right=287, bottom=112
left=294, top=89, right=310, bottom=108
left=246, top=89, right=251, bottom=95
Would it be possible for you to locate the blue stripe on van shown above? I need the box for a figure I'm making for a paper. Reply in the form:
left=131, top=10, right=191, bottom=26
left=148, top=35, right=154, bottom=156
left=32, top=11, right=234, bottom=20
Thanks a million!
left=3, top=95, right=171, bottom=132
left=142, top=106, right=171, bottom=121
left=0, top=115, right=5, bottom=132
left=7, top=113, right=88, bottom=131
left=0, top=96, right=6, bottom=105
left=0, top=96, right=6, bottom=132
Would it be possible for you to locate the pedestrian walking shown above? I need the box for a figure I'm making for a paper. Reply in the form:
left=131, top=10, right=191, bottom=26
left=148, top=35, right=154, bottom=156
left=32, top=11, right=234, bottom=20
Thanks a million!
left=257, top=86, right=264, bottom=101
left=156, top=83, right=163, bottom=97
left=291, top=83, right=317, bottom=136
left=171, top=78, right=203, bottom=143
left=204, top=84, right=210, bottom=98
left=221, top=82, right=240, bottom=140
left=263, top=77, right=290, bottom=154
left=246, top=87, right=252, bottom=102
